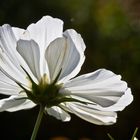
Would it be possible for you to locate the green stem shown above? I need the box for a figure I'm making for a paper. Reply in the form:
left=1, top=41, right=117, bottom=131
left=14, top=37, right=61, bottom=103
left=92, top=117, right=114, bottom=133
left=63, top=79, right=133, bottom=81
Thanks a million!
left=107, top=133, right=115, bottom=140
left=131, top=127, right=139, bottom=140
left=31, top=105, right=44, bottom=140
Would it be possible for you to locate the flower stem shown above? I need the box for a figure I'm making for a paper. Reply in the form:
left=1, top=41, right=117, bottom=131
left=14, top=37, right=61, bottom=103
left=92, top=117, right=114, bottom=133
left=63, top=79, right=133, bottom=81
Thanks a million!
left=131, top=127, right=139, bottom=140
left=31, top=105, right=44, bottom=140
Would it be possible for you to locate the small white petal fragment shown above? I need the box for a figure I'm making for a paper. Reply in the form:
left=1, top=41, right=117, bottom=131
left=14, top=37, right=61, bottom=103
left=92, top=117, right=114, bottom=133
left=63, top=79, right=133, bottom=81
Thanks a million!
left=17, top=39, right=41, bottom=81
left=45, top=106, right=71, bottom=122
left=0, top=95, right=36, bottom=112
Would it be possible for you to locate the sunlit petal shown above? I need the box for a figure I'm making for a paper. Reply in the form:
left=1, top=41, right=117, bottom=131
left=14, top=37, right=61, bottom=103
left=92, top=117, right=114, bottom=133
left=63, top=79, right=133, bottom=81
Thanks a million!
left=0, top=72, right=21, bottom=95
left=0, top=48, right=28, bottom=86
left=6, top=99, right=36, bottom=112
left=61, top=69, right=132, bottom=109
left=0, top=24, right=35, bottom=87
left=0, top=95, right=35, bottom=112
left=45, top=37, right=66, bottom=82
left=45, top=29, right=85, bottom=83
left=0, top=24, right=19, bottom=65
left=59, top=29, right=85, bottom=83
left=63, top=102, right=117, bottom=125
left=12, top=27, right=25, bottom=40
left=99, top=88, right=133, bottom=111
left=27, top=16, right=63, bottom=77
left=45, top=106, right=71, bottom=122
left=17, top=39, right=41, bottom=81
left=27, top=16, right=63, bottom=49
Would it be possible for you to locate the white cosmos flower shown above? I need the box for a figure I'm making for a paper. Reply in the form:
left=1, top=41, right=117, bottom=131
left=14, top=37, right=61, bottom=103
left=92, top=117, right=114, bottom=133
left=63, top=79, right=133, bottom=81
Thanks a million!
left=0, top=16, right=133, bottom=125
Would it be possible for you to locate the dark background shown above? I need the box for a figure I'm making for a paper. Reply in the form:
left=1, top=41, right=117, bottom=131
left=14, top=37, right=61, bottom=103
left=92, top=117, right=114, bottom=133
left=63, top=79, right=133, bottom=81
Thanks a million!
left=0, top=0, right=140, bottom=139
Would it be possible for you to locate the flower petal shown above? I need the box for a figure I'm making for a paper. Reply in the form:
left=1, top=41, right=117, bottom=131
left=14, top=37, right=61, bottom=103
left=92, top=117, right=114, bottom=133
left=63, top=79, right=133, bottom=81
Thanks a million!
left=0, top=24, right=33, bottom=87
left=45, top=106, right=71, bottom=122
left=0, top=95, right=36, bottom=112
left=0, top=47, right=28, bottom=86
left=6, top=99, right=36, bottom=112
left=27, top=16, right=63, bottom=76
left=45, top=29, right=85, bottom=83
left=61, top=69, right=133, bottom=110
left=27, top=16, right=63, bottom=49
left=45, top=37, right=66, bottom=82
left=64, top=102, right=117, bottom=125
left=100, top=88, right=133, bottom=111
left=0, top=71, right=21, bottom=95
left=60, top=29, right=86, bottom=83
left=17, top=39, right=41, bottom=81
left=12, top=27, right=25, bottom=40
left=0, top=24, right=19, bottom=65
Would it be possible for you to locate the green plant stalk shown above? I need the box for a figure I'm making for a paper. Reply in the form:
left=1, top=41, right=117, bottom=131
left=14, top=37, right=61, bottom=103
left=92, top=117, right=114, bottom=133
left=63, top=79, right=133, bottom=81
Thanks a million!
left=131, top=127, right=138, bottom=140
left=107, top=133, right=115, bottom=140
left=31, top=105, right=44, bottom=140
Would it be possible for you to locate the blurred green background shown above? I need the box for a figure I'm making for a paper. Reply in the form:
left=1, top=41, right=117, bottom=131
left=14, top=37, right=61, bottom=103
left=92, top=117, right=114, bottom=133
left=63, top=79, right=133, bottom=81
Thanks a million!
left=0, top=0, right=140, bottom=139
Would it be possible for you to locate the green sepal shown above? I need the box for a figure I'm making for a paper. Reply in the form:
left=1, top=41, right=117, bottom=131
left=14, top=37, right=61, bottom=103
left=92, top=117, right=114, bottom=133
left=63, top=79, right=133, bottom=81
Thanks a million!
left=20, top=65, right=37, bottom=86
left=51, top=69, right=62, bottom=85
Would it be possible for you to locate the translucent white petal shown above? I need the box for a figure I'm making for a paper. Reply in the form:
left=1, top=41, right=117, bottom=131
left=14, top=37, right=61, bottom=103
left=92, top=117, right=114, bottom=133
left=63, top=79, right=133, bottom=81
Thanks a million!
left=45, top=37, right=67, bottom=82
left=6, top=99, right=36, bottom=112
left=61, top=69, right=133, bottom=109
left=98, top=88, right=133, bottom=111
left=0, top=48, right=28, bottom=86
left=0, top=24, right=19, bottom=65
left=0, top=71, right=19, bottom=86
left=45, top=106, right=71, bottom=122
left=27, top=16, right=63, bottom=49
left=0, top=73, right=21, bottom=95
left=45, top=29, right=85, bottom=83
left=64, top=102, right=117, bottom=125
left=27, top=16, right=63, bottom=76
left=17, top=39, right=41, bottom=81
left=0, top=95, right=35, bottom=112
left=12, top=27, right=25, bottom=40
left=0, top=24, right=34, bottom=86
left=59, top=29, right=86, bottom=83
